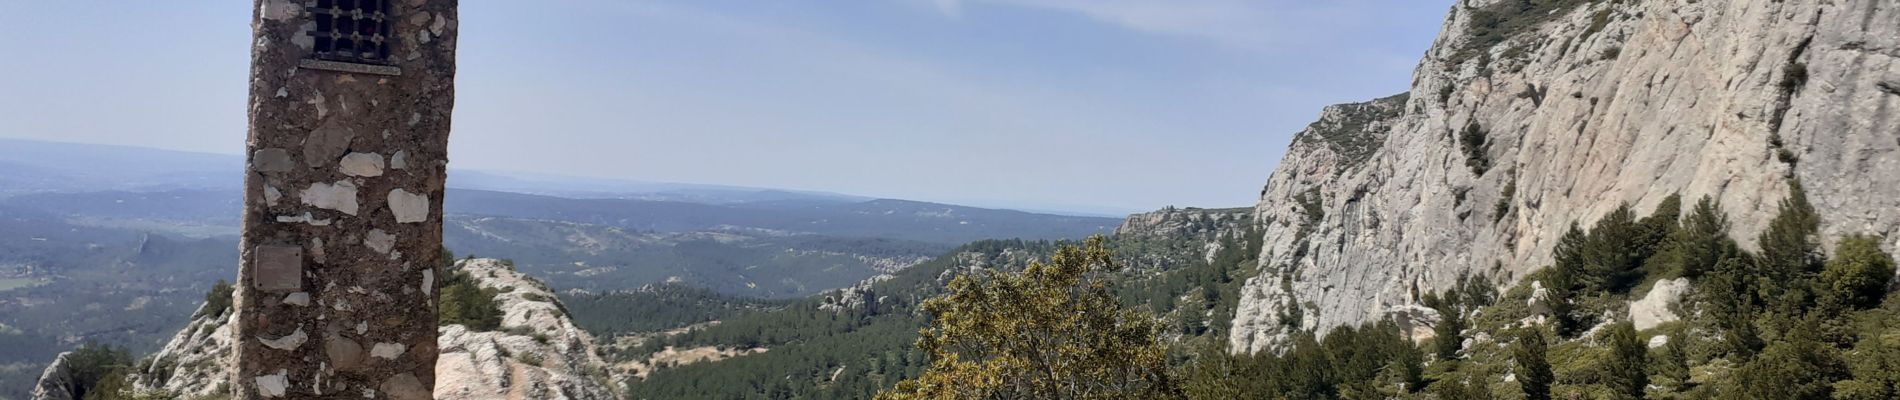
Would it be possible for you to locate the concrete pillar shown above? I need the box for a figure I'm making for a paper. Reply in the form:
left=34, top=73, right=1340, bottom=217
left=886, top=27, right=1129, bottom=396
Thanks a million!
left=235, top=0, right=456, bottom=398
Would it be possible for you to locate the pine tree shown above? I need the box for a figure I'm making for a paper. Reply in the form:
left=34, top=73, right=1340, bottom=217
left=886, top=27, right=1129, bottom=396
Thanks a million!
left=1549, top=224, right=1587, bottom=338
left=1582, top=203, right=1644, bottom=292
left=1700, top=256, right=1763, bottom=359
left=1757, top=181, right=1822, bottom=314
left=1655, top=327, right=1692, bottom=390
left=1657, top=196, right=1735, bottom=278
left=1604, top=322, right=1649, bottom=400
left=1428, top=294, right=1466, bottom=361
left=1513, top=329, right=1553, bottom=400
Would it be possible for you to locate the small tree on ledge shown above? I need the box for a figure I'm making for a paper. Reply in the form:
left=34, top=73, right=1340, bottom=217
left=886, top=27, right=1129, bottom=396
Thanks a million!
left=877, top=236, right=1182, bottom=400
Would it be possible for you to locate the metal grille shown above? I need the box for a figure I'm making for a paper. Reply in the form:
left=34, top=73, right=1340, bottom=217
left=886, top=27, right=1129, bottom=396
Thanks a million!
left=307, top=0, right=391, bottom=64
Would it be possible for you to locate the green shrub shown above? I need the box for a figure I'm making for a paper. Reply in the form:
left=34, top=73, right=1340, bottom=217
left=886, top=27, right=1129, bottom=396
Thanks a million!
left=1460, top=120, right=1492, bottom=175
left=195, top=280, right=234, bottom=319
left=439, top=270, right=503, bottom=331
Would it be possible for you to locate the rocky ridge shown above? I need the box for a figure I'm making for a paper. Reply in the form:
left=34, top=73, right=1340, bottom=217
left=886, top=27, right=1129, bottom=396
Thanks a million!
left=1230, top=0, right=1900, bottom=354
left=1115, top=207, right=1255, bottom=269
left=110, top=258, right=618, bottom=399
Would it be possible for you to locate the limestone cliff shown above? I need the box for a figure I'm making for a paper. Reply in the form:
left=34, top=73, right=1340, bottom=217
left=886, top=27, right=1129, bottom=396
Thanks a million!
left=1230, top=0, right=1900, bottom=354
left=119, top=258, right=619, bottom=399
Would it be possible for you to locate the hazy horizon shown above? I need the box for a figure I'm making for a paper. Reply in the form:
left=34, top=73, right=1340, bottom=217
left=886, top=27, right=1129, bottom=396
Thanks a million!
left=0, top=1, right=1452, bottom=213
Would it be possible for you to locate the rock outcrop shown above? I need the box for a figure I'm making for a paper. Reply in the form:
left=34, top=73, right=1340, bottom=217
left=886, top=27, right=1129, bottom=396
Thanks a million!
left=1631, top=278, right=1691, bottom=331
left=131, top=302, right=237, bottom=398
left=1232, top=0, right=1900, bottom=354
left=117, top=258, right=619, bottom=399
left=1115, top=207, right=1255, bottom=269
left=819, top=280, right=880, bottom=314
left=28, top=352, right=75, bottom=400
left=435, top=259, right=618, bottom=400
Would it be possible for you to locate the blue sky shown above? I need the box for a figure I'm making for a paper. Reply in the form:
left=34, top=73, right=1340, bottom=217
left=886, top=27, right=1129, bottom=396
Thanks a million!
left=0, top=1, right=1451, bottom=214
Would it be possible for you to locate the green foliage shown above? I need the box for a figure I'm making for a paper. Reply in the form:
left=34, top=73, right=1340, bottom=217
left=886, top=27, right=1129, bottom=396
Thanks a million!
left=194, top=280, right=234, bottom=319
left=1180, top=321, right=1423, bottom=399
left=1728, top=327, right=1846, bottom=399
left=565, top=283, right=779, bottom=336
left=1818, top=235, right=1896, bottom=311
left=1654, top=325, right=1692, bottom=391
left=1603, top=322, right=1648, bottom=399
left=1757, top=181, right=1823, bottom=314
left=62, top=342, right=133, bottom=400
left=1426, top=292, right=1469, bottom=361
left=879, top=237, right=1182, bottom=400
left=624, top=239, right=1062, bottom=399
left=438, top=269, right=503, bottom=331
left=1651, top=196, right=1737, bottom=279
left=1460, top=120, right=1493, bottom=175
left=1515, top=328, right=1554, bottom=400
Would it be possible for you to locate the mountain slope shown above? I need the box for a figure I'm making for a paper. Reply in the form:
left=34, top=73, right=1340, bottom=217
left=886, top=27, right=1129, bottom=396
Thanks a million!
left=1230, top=0, right=1900, bottom=353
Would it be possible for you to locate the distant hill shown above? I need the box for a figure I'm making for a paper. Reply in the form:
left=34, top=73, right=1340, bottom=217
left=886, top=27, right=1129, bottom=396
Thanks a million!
left=446, top=189, right=1117, bottom=245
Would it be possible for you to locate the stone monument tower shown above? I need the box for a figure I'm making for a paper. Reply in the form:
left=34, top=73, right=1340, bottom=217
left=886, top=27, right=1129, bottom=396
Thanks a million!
left=234, top=0, right=457, bottom=398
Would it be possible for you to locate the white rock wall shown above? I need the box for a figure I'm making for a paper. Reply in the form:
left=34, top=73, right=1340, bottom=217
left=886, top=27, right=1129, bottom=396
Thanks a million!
left=1232, top=0, right=1900, bottom=354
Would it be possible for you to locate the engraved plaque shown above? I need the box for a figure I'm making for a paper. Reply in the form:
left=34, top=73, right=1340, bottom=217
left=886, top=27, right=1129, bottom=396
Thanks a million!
left=255, top=244, right=304, bottom=292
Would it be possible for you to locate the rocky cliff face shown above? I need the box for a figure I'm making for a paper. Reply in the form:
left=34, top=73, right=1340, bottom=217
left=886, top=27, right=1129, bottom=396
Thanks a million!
left=130, top=302, right=236, bottom=397
left=118, top=258, right=619, bottom=399
left=28, top=352, right=75, bottom=400
left=1231, top=0, right=1900, bottom=354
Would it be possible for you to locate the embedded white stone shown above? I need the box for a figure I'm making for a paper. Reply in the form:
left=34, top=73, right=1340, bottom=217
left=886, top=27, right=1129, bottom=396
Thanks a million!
left=261, top=0, right=298, bottom=20
left=422, top=269, right=434, bottom=296
left=390, top=150, right=409, bottom=170
left=387, top=189, right=429, bottom=223
left=277, top=212, right=332, bottom=226
left=259, top=327, right=308, bottom=351
left=339, top=153, right=386, bottom=177
left=311, top=238, right=327, bottom=264
left=302, top=181, right=360, bottom=215
left=356, top=321, right=369, bottom=335
left=283, top=292, right=311, bottom=307
left=371, top=343, right=406, bottom=359
left=364, top=229, right=396, bottom=254
left=431, top=13, right=448, bottom=35
left=1648, top=334, right=1670, bottom=349
left=264, top=186, right=283, bottom=206
left=257, top=371, right=289, bottom=397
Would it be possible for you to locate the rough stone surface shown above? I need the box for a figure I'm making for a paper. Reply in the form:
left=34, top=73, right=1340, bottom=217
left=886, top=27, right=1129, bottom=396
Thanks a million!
left=434, top=259, right=618, bottom=400
left=254, top=148, right=296, bottom=172
left=28, top=352, right=75, bottom=400
left=1631, top=278, right=1691, bottom=331
left=127, top=303, right=238, bottom=398
left=127, top=259, right=619, bottom=400
left=1232, top=0, right=1900, bottom=353
left=235, top=0, right=458, bottom=398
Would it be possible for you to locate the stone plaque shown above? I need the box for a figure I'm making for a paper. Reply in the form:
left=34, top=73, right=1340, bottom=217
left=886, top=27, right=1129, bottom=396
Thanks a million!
left=254, top=244, right=304, bottom=292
